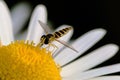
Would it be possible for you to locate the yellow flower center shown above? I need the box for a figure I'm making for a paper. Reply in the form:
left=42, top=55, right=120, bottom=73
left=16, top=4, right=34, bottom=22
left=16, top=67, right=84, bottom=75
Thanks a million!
left=0, top=41, right=61, bottom=80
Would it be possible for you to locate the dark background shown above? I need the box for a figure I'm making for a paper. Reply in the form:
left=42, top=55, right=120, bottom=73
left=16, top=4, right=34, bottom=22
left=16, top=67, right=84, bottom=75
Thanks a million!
left=5, top=0, right=120, bottom=74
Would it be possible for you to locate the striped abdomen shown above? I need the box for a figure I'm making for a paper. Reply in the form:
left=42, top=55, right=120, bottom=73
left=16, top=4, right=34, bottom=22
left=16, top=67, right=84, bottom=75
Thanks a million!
left=53, top=27, right=72, bottom=39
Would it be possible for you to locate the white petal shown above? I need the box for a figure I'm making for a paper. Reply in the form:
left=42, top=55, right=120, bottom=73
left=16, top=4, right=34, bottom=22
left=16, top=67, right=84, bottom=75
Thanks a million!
left=88, top=76, right=120, bottom=80
left=0, top=1, right=14, bottom=45
left=11, top=2, right=32, bottom=35
left=61, top=44, right=119, bottom=77
left=52, top=25, right=73, bottom=56
left=54, top=28, right=106, bottom=66
left=15, top=30, right=27, bottom=40
left=26, top=5, right=47, bottom=44
left=65, top=64, right=120, bottom=80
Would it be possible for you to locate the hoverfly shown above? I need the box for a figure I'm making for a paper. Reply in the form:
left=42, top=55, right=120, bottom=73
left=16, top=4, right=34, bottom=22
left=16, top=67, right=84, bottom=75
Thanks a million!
left=38, top=20, right=78, bottom=53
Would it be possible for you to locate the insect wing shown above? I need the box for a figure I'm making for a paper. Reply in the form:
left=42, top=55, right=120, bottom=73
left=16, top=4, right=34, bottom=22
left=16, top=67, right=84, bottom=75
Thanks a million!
left=38, top=20, right=50, bottom=34
left=55, top=39, right=79, bottom=53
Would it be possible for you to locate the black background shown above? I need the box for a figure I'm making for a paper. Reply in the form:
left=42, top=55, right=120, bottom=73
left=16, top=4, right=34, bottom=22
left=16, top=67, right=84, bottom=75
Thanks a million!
left=5, top=0, right=120, bottom=74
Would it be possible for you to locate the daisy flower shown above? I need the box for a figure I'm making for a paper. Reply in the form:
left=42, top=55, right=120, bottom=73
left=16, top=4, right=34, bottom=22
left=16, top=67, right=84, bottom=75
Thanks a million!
left=0, top=0, right=120, bottom=80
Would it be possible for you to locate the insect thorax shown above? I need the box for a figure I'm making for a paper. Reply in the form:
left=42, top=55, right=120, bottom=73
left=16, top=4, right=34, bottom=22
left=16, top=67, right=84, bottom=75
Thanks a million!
left=40, top=34, right=55, bottom=44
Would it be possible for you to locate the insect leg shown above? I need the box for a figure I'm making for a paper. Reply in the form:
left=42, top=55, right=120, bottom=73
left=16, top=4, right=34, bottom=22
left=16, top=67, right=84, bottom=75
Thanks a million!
left=46, top=43, right=58, bottom=55
left=36, top=38, right=45, bottom=47
left=50, top=43, right=58, bottom=56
